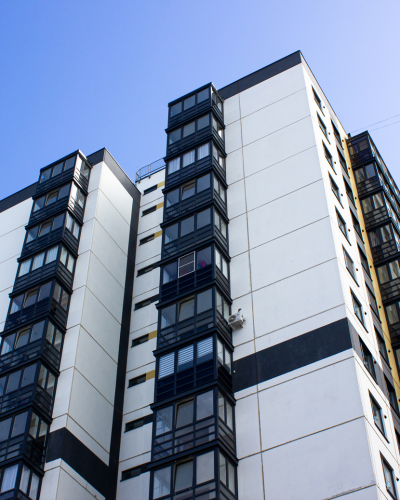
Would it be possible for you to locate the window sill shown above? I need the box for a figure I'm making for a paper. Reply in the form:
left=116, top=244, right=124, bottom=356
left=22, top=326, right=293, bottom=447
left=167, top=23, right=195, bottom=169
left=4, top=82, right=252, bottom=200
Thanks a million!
left=374, top=422, right=389, bottom=443
left=380, top=353, right=391, bottom=370
left=346, top=268, right=359, bottom=287
left=339, top=228, right=352, bottom=246
left=355, top=314, right=368, bottom=332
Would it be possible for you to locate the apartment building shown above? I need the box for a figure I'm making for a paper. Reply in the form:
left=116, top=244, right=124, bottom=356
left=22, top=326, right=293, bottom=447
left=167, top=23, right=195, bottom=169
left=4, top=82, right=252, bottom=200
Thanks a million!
left=0, top=51, right=399, bottom=500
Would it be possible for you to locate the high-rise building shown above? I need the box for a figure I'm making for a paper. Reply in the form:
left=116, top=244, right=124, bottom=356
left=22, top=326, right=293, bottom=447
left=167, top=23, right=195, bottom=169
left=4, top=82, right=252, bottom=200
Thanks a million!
left=0, top=50, right=399, bottom=500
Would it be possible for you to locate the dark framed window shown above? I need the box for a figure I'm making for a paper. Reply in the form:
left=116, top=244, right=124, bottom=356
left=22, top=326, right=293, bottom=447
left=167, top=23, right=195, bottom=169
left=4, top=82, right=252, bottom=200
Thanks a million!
left=359, top=337, right=375, bottom=378
left=217, top=338, right=232, bottom=373
left=343, top=177, right=355, bottom=206
left=65, top=212, right=81, bottom=239
left=370, top=395, right=385, bottom=436
left=215, top=247, right=229, bottom=279
left=348, top=138, right=370, bottom=156
left=312, top=87, right=323, bottom=112
left=32, top=183, right=71, bottom=212
left=358, top=246, right=370, bottom=276
left=132, top=334, right=149, bottom=347
left=352, top=213, right=362, bottom=240
left=212, top=89, right=223, bottom=112
left=0, top=463, right=40, bottom=499
left=323, top=143, right=334, bottom=171
left=336, top=210, right=348, bottom=239
left=382, top=456, right=397, bottom=499
left=169, top=87, right=211, bottom=118
left=366, top=285, right=379, bottom=318
left=0, top=320, right=62, bottom=357
left=39, top=155, right=77, bottom=183
left=128, top=374, right=146, bottom=388
left=125, top=417, right=149, bottom=432
left=386, top=302, right=400, bottom=326
left=25, top=213, right=69, bottom=244
left=144, top=185, right=158, bottom=195
left=53, top=282, right=70, bottom=310
left=18, top=246, right=59, bottom=277
left=137, top=264, right=155, bottom=277
left=219, top=450, right=236, bottom=496
left=329, top=174, right=341, bottom=203
left=216, top=290, right=230, bottom=321
left=351, top=291, right=364, bottom=326
left=317, top=113, right=328, bottom=140
left=9, top=282, right=53, bottom=315
left=213, top=144, right=225, bottom=168
left=377, top=259, right=400, bottom=285
left=168, top=114, right=213, bottom=146
left=354, top=163, right=376, bottom=184
left=140, top=234, right=155, bottom=245
left=70, top=183, right=85, bottom=209
left=343, top=247, right=357, bottom=283
left=166, top=173, right=211, bottom=205
left=214, top=208, right=227, bottom=239
left=134, top=295, right=159, bottom=310
left=163, top=208, right=212, bottom=245
left=369, top=224, right=397, bottom=248
left=212, top=116, right=224, bottom=140
left=143, top=206, right=157, bottom=216
left=385, top=377, right=399, bottom=414
left=167, top=143, right=213, bottom=176
left=375, top=329, right=389, bottom=364
left=337, top=148, right=348, bottom=175
left=121, top=466, right=142, bottom=481
left=162, top=246, right=212, bottom=284
left=213, top=177, right=226, bottom=203
left=361, top=192, right=385, bottom=214
left=331, top=120, right=341, bottom=145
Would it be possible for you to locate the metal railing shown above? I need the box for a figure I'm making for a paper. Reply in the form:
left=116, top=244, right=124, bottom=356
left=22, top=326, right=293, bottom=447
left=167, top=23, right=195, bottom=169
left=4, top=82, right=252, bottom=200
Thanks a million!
left=135, top=158, right=165, bottom=183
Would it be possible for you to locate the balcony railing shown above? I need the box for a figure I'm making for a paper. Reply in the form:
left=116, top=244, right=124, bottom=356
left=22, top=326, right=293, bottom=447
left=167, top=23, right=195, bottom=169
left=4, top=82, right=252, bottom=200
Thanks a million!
left=165, top=154, right=226, bottom=191
left=371, top=240, right=400, bottom=265
left=168, top=98, right=223, bottom=129
left=0, top=384, right=54, bottom=418
left=5, top=298, right=68, bottom=333
left=29, top=197, right=84, bottom=227
left=21, top=226, right=78, bottom=260
left=135, top=158, right=166, bottom=183
left=163, top=224, right=213, bottom=260
left=13, top=261, right=73, bottom=295
left=167, top=124, right=225, bottom=159
left=0, top=339, right=61, bottom=374
left=36, top=168, right=88, bottom=196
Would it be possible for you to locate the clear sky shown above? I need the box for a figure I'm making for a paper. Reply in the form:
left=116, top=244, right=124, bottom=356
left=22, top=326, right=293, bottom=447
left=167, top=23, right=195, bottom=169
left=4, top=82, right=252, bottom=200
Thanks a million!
left=1, top=0, right=399, bottom=200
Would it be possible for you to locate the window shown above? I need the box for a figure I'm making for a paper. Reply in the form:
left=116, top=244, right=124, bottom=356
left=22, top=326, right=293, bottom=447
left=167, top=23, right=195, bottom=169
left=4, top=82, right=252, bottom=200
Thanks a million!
left=366, top=285, right=379, bottom=318
left=0, top=320, right=57, bottom=356
left=343, top=247, right=357, bottom=282
left=361, top=192, right=385, bottom=214
left=215, top=247, right=229, bottom=278
left=357, top=247, right=370, bottom=277
left=137, top=264, right=154, bottom=277
left=376, top=329, right=389, bottom=364
left=143, top=206, right=157, bottom=216
left=18, top=246, right=59, bottom=277
left=213, top=176, right=226, bottom=202
left=128, top=374, right=146, bottom=388
left=336, top=210, right=348, bottom=239
left=352, top=213, right=363, bottom=240
left=317, top=113, right=328, bottom=140
left=126, top=416, right=151, bottom=432
left=0, top=363, right=38, bottom=396
left=377, top=259, right=400, bottom=285
left=26, top=214, right=66, bottom=244
left=32, top=184, right=71, bottom=212
left=217, top=338, right=232, bottom=373
left=9, top=282, right=52, bottom=315
left=163, top=247, right=211, bottom=284
left=157, top=337, right=213, bottom=380
left=132, top=334, right=149, bottom=347
left=370, top=396, right=385, bottom=436
left=219, top=451, right=236, bottom=495
left=212, top=116, right=224, bottom=139
left=169, top=88, right=210, bottom=118
left=168, top=114, right=213, bottom=145
left=53, top=282, right=70, bottom=310
left=140, top=234, right=155, bottom=245
left=144, top=185, right=157, bottom=195
left=312, top=87, right=323, bottom=111
left=29, top=411, right=49, bottom=446
left=167, top=143, right=212, bottom=176
left=385, top=377, right=399, bottom=414
left=166, top=173, right=211, bottom=206
left=181, top=181, right=195, bottom=200
left=0, top=411, right=29, bottom=445
left=135, top=295, right=159, bottom=310
left=160, top=289, right=213, bottom=331
left=359, top=337, right=375, bottom=378
left=337, top=148, right=348, bottom=174
left=163, top=209, right=212, bottom=245
left=213, top=144, right=225, bottom=169
left=59, top=246, right=75, bottom=273
left=65, top=212, right=80, bottom=239
left=39, top=155, right=79, bottom=183
left=330, top=174, right=341, bottom=202
left=386, top=302, right=400, bottom=326
left=214, top=209, right=227, bottom=239
left=216, top=290, right=230, bottom=321
left=370, top=224, right=394, bottom=247
left=212, top=89, right=223, bottom=111
left=323, top=143, right=334, bottom=170
left=70, top=183, right=85, bottom=208
left=37, top=364, right=56, bottom=396
left=351, top=291, right=364, bottom=326
left=343, top=177, right=355, bottom=206
left=45, top=322, right=63, bottom=351
left=382, top=456, right=397, bottom=498
left=354, top=163, right=376, bottom=184
left=0, top=463, right=40, bottom=499
left=331, top=120, right=341, bottom=145
left=178, top=252, right=195, bottom=277
left=218, top=392, right=234, bottom=429
left=349, top=138, right=370, bottom=156
left=121, top=466, right=142, bottom=481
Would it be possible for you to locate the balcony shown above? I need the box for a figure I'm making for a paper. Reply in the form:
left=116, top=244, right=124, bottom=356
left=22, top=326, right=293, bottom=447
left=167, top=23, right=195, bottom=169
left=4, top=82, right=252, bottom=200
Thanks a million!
left=21, top=226, right=78, bottom=260
left=5, top=298, right=67, bottom=333
left=29, top=197, right=84, bottom=227
left=0, top=384, right=54, bottom=419
left=0, top=339, right=61, bottom=374
left=36, top=167, right=88, bottom=197
left=169, top=95, right=223, bottom=129
left=0, top=434, right=46, bottom=469
left=355, top=173, right=381, bottom=198
left=165, top=152, right=226, bottom=191
left=371, top=240, right=400, bottom=265
left=363, top=205, right=391, bottom=230
left=13, top=261, right=73, bottom=295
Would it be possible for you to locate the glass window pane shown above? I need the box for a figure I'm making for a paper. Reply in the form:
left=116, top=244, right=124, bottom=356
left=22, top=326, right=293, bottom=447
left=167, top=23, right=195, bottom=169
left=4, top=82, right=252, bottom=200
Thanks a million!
left=170, top=102, right=182, bottom=117
left=381, top=225, right=392, bottom=243
left=216, top=291, right=222, bottom=315
left=31, top=253, right=45, bottom=271
left=24, top=289, right=38, bottom=308
left=10, top=294, right=24, bottom=314
left=60, top=247, right=68, bottom=265
left=197, top=337, right=213, bottom=363
left=373, top=192, right=384, bottom=209
left=182, top=182, right=195, bottom=200
left=159, top=353, right=175, bottom=379
left=219, top=452, right=227, bottom=485
left=181, top=216, right=194, bottom=237
left=38, top=365, right=47, bottom=388
left=45, top=246, right=58, bottom=264
left=377, top=266, right=390, bottom=284
left=222, top=258, right=228, bottom=278
left=169, top=129, right=181, bottom=145
left=6, top=371, right=21, bottom=393
left=197, top=88, right=209, bottom=103
left=64, top=156, right=75, bottom=170
left=19, top=465, right=30, bottom=494
left=217, top=339, right=223, bottom=364
left=52, top=162, right=63, bottom=177
left=220, top=219, right=227, bottom=238
left=198, top=143, right=210, bottom=160
left=197, top=209, right=210, bottom=229
left=176, top=400, right=194, bottom=428
left=386, top=304, right=400, bottom=325
left=175, top=461, right=193, bottom=492
left=390, top=261, right=400, bottom=279
left=52, top=214, right=64, bottom=231
left=197, top=247, right=211, bottom=269
left=33, top=196, right=45, bottom=212
left=197, top=115, right=209, bottom=130
left=0, top=377, right=6, bottom=395
left=197, top=289, right=212, bottom=314
left=228, top=462, right=235, bottom=493
left=183, top=121, right=195, bottom=138
left=182, top=150, right=195, bottom=168
left=1, top=334, right=16, bottom=355
left=38, top=282, right=52, bottom=301
left=153, top=466, right=171, bottom=498
left=196, top=451, right=214, bottom=485
left=156, top=406, right=173, bottom=435
left=67, top=255, right=75, bottom=273
left=19, top=260, right=31, bottom=276
left=72, top=221, right=80, bottom=239
left=179, top=253, right=195, bottom=277
left=166, top=189, right=179, bottom=207
left=383, top=461, right=395, bottom=496
left=26, top=227, right=38, bottom=243
left=178, top=298, right=194, bottom=322
left=46, top=322, right=55, bottom=344
left=39, top=420, right=48, bottom=439
left=11, top=412, right=27, bottom=437
left=223, top=301, right=230, bottom=320
left=165, top=223, right=179, bottom=243
left=224, top=347, right=231, bottom=373
left=197, top=174, right=210, bottom=193
left=168, top=157, right=180, bottom=175
left=0, top=418, right=12, bottom=442
left=45, top=190, right=58, bottom=205
left=21, top=365, right=36, bottom=387
left=40, top=168, right=51, bottom=183
left=197, top=390, right=213, bottom=420
left=46, top=373, right=56, bottom=396
left=54, top=330, right=62, bottom=351
left=178, top=345, right=194, bottom=371
left=1, top=464, right=18, bottom=492
left=226, top=401, right=233, bottom=429
left=161, top=305, right=176, bottom=329
left=60, top=290, right=69, bottom=310
left=163, top=262, right=178, bottom=284
left=29, top=474, right=39, bottom=500
left=15, top=328, right=30, bottom=349
left=184, top=95, right=195, bottom=110
left=365, top=163, right=376, bottom=179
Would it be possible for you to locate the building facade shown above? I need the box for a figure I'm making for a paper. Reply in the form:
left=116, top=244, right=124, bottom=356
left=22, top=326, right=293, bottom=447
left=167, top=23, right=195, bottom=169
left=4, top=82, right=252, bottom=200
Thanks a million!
left=0, top=51, right=400, bottom=500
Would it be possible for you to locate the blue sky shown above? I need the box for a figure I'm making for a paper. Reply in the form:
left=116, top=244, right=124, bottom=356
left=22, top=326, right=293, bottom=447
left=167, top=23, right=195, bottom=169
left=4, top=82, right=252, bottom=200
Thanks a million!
left=1, top=0, right=399, bottom=200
